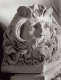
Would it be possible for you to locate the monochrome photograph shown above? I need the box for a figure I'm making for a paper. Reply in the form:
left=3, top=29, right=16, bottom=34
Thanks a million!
left=0, top=0, right=61, bottom=80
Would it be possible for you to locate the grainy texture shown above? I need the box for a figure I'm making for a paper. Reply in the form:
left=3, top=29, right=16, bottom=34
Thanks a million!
left=1, top=2, right=61, bottom=80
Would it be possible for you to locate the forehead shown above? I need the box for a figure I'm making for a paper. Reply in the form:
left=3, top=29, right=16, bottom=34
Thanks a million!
left=17, top=4, right=53, bottom=26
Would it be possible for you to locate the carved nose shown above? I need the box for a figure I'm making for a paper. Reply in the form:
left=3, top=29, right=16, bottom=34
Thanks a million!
left=33, top=22, right=42, bottom=38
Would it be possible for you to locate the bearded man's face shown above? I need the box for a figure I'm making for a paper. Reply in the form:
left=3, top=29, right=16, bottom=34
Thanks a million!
left=3, top=4, right=59, bottom=65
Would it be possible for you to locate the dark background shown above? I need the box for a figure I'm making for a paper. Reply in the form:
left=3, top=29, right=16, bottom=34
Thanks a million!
left=0, top=23, right=13, bottom=80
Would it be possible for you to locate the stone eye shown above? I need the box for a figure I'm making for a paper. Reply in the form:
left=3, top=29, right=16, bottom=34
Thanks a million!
left=33, top=23, right=42, bottom=37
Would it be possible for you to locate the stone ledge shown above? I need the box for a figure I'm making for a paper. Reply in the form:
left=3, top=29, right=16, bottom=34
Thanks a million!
left=1, top=64, right=43, bottom=73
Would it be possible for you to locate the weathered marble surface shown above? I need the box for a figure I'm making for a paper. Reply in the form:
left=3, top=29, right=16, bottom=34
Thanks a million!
left=1, top=4, right=45, bottom=73
left=1, top=3, right=61, bottom=80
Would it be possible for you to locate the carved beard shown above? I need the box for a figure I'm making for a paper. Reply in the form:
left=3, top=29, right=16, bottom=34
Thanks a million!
left=3, top=4, right=59, bottom=65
